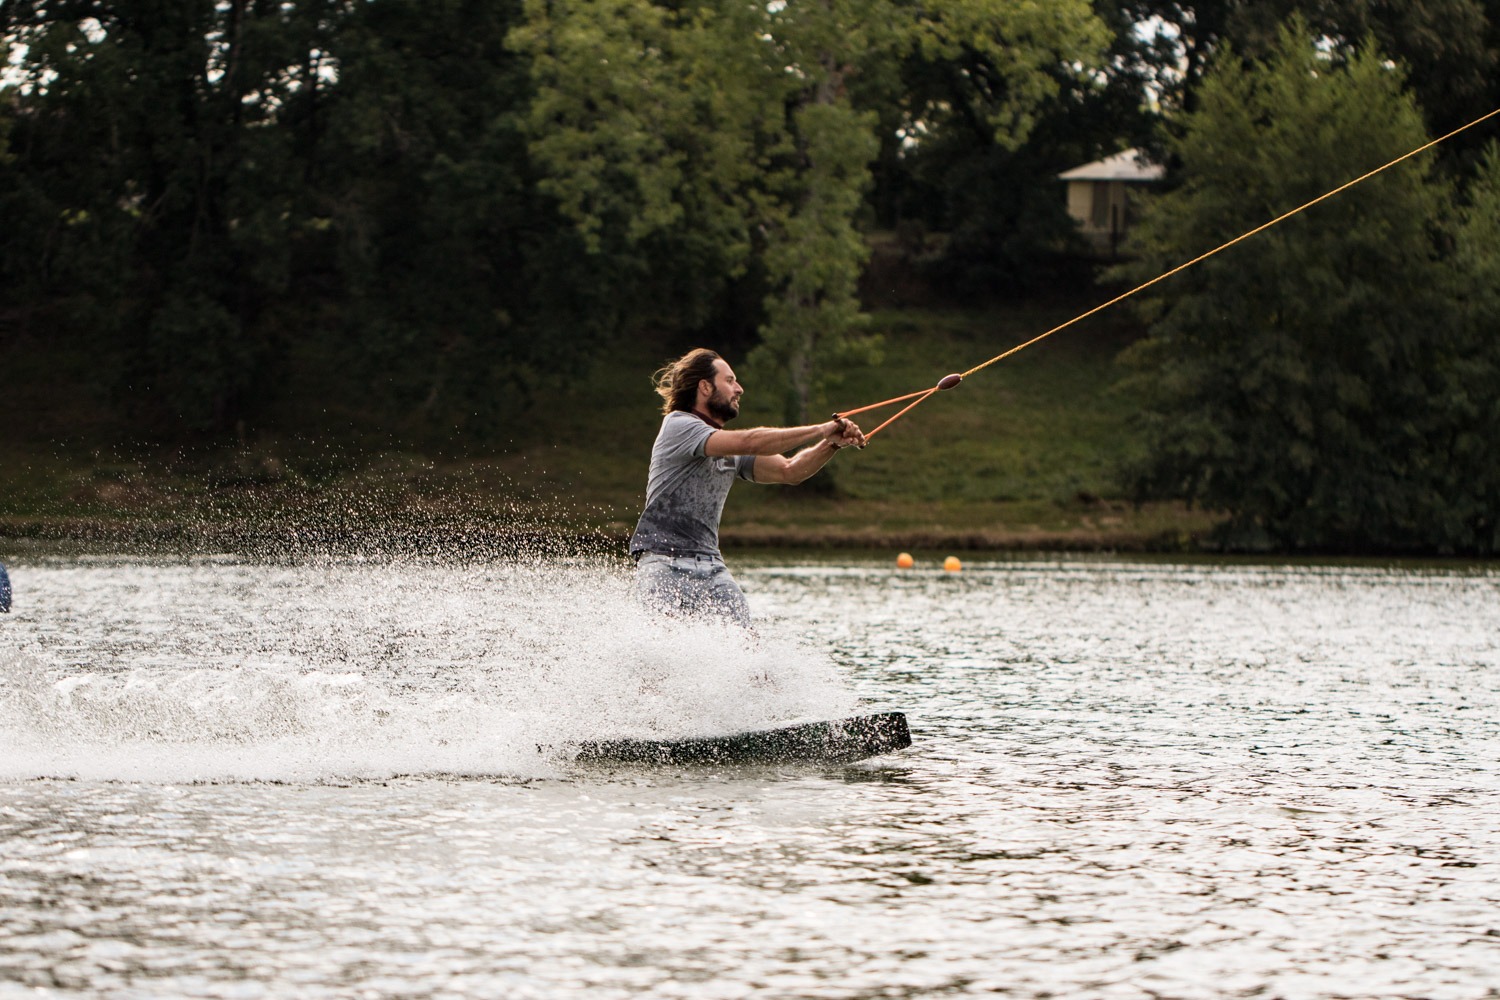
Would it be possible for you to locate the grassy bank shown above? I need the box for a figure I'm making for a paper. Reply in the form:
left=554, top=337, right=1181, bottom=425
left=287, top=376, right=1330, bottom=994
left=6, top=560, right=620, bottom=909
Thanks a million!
left=0, top=303, right=1223, bottom=553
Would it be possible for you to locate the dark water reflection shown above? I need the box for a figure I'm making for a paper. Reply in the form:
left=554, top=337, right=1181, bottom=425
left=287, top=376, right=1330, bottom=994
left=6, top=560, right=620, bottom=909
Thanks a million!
left=1, top=554, right=1497, bottom=997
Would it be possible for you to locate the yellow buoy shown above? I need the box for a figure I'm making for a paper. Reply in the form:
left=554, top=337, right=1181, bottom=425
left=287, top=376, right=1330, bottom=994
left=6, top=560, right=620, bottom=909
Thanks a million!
left=896, top=552, right=915, bottom=569
left=943, top=556, right=962, bottom=573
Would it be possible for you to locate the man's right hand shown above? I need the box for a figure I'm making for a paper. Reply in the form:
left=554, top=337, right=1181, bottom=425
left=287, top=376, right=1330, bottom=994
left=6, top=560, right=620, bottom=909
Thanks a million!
left=826, top=416, right=867, bottom=450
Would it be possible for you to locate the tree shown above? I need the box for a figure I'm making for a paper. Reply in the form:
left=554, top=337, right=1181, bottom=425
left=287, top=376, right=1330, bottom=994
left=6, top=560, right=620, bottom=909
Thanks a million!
left=1118, top=0, right=1497, bottom=141
left=512, top=0, right=1108, bottom=423
left=1, top=0, right=635, bottom=441
left=1441, top=143, right=1500, bottom=551
left=879, top=0, right=1139, bottom=298
left=0, top=0, right=338, bottom=431
left=1115, top=21, right=1488, bottom=553
left=1, top=0, right=1113, bottom=444
left=507, top=0, right=780, bottom=335
left=744, top=0, right=892, bottom=424
left=306, top=0, right=606, bottom=438
left=510, top=0, right=882, bottom=424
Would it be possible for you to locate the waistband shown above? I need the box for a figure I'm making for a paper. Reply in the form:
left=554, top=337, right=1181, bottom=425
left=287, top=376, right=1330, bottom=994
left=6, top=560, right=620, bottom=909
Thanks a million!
left=635, top=551, right=723, bottom=563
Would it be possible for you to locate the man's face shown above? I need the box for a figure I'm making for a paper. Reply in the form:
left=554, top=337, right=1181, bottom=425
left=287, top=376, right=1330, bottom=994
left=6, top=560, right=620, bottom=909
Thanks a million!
left=703, top=359, right=743, bottom=422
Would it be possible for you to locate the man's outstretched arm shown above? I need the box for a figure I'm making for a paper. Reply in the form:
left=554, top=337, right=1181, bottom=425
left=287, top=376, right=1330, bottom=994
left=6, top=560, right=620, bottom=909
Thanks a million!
left=704, top=419, right=855, bottom=459
left=748, top=419, right=866, bottom=485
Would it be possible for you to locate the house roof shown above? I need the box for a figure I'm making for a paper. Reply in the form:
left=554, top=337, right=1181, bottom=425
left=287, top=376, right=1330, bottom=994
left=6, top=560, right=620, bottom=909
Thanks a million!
left=1058, top=148, right=1164, bottom=182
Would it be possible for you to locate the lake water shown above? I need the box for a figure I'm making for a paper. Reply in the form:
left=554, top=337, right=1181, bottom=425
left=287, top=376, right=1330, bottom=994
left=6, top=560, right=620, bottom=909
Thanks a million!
left=1, top=549, right=1498, bottom=999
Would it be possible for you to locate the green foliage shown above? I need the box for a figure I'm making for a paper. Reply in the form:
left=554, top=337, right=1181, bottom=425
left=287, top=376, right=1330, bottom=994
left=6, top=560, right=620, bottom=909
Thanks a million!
left=306, top=0, right=603, bottom=439
left=0, top=0, right=647, bottom=438
left=1454, top=145, right=1500, bottom=316
left=6, top=1, right=1491, bottom=559
left=512, top=0, right=889, bottom=424
left=1119, top=0, right=1497, bottom=128
left=750, top=99, right=882, bottom=425
left=1, top=0, right=334, bottom=429
left=145, top=293, right=255, bottom=431
left=2, top=0, right=1117, bottom=444
left=747, top=0, right=1106, bottom=421
left=872, top=0, right=1114, bottom=297
left=745, top=0, right=890, bottom=425
left=1116, top=21, right=1498, bottom=553
left=507, top=0, right=780, bottom=331
left=511, top=0, right=1109, bottom=424
left=513, top=0, right=759, bottom=258
left=1442, top=143, right=1500, bottom=551
left=907, top=0, right=1110, bottom=149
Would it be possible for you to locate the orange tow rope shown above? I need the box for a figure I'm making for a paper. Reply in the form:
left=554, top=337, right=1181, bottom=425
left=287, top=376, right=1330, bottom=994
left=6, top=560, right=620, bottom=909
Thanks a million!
left=838, top=105, right=1500, bottom=441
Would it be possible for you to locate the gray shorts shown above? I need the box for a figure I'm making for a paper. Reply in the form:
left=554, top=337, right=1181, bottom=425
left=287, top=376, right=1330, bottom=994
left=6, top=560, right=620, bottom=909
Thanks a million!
left=635, top=552, right=751, bottom=628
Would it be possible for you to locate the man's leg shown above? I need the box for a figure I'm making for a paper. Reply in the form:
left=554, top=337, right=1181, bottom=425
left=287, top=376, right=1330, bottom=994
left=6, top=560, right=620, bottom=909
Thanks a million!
left=698, top=559, right=752, bottom=629
left=636, top=553, right=688, bottom=617
left=635, top=553, right=751, bottom=628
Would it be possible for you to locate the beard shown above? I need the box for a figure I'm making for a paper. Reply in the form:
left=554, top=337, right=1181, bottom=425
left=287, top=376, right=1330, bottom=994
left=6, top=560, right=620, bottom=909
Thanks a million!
left=706, top=388, right=740, bottom=423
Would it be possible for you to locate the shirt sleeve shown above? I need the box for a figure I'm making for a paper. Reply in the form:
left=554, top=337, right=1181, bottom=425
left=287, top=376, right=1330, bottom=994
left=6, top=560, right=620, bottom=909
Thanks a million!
left=735, top=455, right=757, bottom=481
left=659, top=411, right=717, bottom=460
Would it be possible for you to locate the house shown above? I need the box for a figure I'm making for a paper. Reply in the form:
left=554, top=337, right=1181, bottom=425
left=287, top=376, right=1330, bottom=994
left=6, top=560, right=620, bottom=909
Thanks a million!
left=1058, top=148, right=1164, bottom=256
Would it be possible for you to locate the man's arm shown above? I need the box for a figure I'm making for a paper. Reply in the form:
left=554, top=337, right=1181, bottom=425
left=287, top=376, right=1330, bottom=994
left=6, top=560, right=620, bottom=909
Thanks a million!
left=750, top=439, right=841, bottom=485
left=704, top=419, right=845, bottom=458
left=747, top=419, right=867, bottom=485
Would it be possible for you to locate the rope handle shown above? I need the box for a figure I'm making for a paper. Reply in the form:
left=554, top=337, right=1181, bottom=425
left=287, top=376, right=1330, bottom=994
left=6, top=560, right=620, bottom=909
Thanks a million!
left=836, top=374, right=963, bottom=440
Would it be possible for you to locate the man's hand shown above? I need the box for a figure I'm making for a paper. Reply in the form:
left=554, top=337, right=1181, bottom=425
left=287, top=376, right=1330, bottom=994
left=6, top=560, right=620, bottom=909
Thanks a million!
left=825, top=416, right=867, bottom=450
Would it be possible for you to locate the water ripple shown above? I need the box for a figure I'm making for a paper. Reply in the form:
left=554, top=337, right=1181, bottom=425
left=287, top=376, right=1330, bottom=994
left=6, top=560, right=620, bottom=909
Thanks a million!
left=1, top=554, right=1497, bottom=997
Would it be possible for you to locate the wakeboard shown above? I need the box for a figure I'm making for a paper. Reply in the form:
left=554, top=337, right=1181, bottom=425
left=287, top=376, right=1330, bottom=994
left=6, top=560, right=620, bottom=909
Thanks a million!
left=571, top=711, right=911, bottom=766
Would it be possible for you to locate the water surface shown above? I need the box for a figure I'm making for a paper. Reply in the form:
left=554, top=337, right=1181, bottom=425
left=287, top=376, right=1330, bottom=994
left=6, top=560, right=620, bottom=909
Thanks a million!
left=2, top=551, right=1497, bottom=998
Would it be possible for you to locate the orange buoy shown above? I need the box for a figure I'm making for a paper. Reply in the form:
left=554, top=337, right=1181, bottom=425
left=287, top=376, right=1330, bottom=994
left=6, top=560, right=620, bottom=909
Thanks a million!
left=896, top=552, right=915, bottom=569
left=943, top=556, right=962, bottom=573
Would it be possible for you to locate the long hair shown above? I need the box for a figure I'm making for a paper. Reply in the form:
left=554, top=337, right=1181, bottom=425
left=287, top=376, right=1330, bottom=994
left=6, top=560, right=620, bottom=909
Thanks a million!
left=652, top=348, right=721, bottom=415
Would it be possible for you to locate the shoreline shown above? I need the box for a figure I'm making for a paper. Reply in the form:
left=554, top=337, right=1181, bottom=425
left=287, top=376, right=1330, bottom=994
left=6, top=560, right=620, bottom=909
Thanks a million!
left=6, top=512, right=1491, bottom=561
left=0, top=514, right=1203, bottom=556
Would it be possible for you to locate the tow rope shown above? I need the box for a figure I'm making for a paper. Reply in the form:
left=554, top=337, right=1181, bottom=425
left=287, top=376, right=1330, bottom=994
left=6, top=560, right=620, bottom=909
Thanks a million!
left=839, top=105, right=1500, bottom=441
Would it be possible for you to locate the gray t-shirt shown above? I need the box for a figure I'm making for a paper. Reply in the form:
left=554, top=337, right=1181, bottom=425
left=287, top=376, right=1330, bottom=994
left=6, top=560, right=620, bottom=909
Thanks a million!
left=629, top=410, right=757, bottom=558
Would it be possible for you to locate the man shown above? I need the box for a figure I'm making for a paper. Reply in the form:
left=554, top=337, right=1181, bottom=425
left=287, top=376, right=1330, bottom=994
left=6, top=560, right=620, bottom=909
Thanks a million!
left=629, top=348, right=866, bottom=627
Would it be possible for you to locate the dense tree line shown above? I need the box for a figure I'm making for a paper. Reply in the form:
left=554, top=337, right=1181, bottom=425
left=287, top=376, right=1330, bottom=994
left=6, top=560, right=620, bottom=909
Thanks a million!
left=1116, top=19, right=1500, bottom=554
left=0, top=0, right=1107, bottom=435
left=1, top=0, right=628, bottom=436
left=3, top=1, right=1499, bottom=552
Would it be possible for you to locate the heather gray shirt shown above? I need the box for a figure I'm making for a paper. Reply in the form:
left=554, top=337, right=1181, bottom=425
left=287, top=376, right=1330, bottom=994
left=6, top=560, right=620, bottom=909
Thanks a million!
left=629, top=410, right=757, bottom=558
